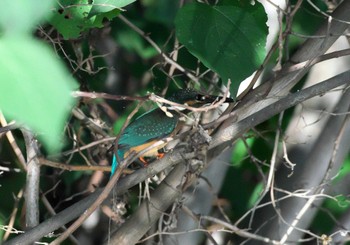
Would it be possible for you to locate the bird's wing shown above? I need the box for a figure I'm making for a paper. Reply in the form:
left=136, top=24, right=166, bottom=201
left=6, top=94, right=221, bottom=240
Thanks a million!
left=118, top=108, right=179, bottom=149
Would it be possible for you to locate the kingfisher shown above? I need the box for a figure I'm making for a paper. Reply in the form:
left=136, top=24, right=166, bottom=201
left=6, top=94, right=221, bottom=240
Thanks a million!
left=110, top=88, right=234, bottom=176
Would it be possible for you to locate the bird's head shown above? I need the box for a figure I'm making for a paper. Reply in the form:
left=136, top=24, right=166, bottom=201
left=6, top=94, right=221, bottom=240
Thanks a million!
left=166, top=88, right=234, bottom=110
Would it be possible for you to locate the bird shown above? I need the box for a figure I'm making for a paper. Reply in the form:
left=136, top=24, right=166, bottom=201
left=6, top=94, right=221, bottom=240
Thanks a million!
left=110, top=88, right=235, bottom=176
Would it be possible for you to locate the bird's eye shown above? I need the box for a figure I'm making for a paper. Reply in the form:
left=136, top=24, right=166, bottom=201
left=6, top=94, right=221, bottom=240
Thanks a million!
left=196, top=94, right=206, bottom=101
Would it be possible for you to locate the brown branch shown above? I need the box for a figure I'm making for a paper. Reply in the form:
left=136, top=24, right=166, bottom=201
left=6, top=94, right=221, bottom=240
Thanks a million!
left=72, top=91, right=148, bottom=102
left=38, top=158, right=133, bottom=174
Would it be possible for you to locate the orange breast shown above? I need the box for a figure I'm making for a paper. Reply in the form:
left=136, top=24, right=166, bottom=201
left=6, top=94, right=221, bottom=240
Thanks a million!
left=124, top=140, right=167, bottom=158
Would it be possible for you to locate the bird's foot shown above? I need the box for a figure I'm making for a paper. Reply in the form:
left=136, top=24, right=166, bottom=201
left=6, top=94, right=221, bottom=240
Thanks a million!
left=139, top=157, right=149, bottom=167
left=157, top=152, right=165, bottom=159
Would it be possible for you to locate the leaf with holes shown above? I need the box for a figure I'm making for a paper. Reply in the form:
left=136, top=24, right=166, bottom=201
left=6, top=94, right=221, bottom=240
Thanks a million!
left=49, top=0, right=136, bottom=39
left=49, top=0, right=94, bottom=39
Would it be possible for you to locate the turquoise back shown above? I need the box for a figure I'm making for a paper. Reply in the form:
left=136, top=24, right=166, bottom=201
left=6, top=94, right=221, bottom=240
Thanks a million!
left=110, top=108, right=179, bottom=177
left=118, top=108, right=179, bottom=150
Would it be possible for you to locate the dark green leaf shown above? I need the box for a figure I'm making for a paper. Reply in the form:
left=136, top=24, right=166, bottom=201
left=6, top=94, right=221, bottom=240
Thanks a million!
left=175, top=1, right=268, bottom=95
left=144, top=0, right=178, bottom=27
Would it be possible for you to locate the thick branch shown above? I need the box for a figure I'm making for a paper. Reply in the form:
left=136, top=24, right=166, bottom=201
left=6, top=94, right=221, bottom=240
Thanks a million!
left=107, top=71, right=350, bottom=245
left=21, top=130, right=41, bottom=229
left=213, top=0, right=350, bottom=149
left=210, top=70, right=350, bottom=151
left=106, top=163, right=187, bottom=244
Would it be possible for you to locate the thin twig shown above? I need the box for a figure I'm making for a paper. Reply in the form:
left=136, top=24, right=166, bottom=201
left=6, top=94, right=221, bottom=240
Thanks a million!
left=0, top=112, right=26, bottom=170
left=38, top=158, right=133, bottom=174
left=237, top=0, right=304, bottom=101
left=201, top=216, right=281, bottom=244
left=73, top=81, right=233, bottom=113
left=72, top=91, right=148, bottom=102
left=50, top=103, right=143, bottom=244
left=150, top=80, right=232, bottom=113
left=118, top=14, right=199, bottom=83
left=3, top=189, right=24, bottom=241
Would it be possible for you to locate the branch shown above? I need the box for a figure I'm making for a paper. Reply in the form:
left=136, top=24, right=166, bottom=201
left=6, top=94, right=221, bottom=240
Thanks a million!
left=118, top=14, right=199, bottom=83
left=5, top=69, right=349, bottom=244
left=3, top=149, right=188, bottom=245
left=5, top=1, right=350, bottom=244
left=216, top=0, right=350, bottom=140
left=72, top=91, right=148, bottom=102
left=107, top=162, right=188, bottom=244
left=210, top=70, right=350, bottom=150
left=277, top=84, right=350, bottom=243
left=106, top=71, right=350, bottom=245
left=0, top=113, right=26, bottom=170
left=21, top=129, right=41, bottom=229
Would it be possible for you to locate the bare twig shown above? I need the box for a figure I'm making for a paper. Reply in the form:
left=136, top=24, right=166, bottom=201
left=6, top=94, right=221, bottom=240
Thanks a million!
left=201, top=216, right=281, bottom=244
left=0, top=112, right=26, bottom=170
left=38, top=158, right=133, bottom=174
left=237, top=0, right=303, bottom=101
left=50, top=102, right=143, bottom=244
left=118, top=14, right=199, bottom=83
left=71, top=108, right=109, bottom=137
left=72, top=91, right=148, bottom=102
left=57, top=136, right=115, bottom=156
left=150, top=79, right=232, bottom=113
left=3, top=189, right=24, bottom=241
left=73, top=82, right=233, bottom=114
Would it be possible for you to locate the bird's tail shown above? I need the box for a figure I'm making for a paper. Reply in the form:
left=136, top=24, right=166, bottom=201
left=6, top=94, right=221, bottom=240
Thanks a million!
left=110, top=151, right=123, bottom=177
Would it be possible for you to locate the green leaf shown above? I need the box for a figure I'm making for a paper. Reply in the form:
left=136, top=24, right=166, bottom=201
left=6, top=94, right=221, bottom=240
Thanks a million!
left=89, top=0, right=136, bottom=17
left=175, top=1, right=268, bottom=95
left=49, top=0, right=134, bottom=39
left=92, top=8, right=121, bottom=28
left=49, top=0, right=94, bottom=39
left=0, top=37, right=78, bottom=152
left=0, top=0, right=55, bottom=34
